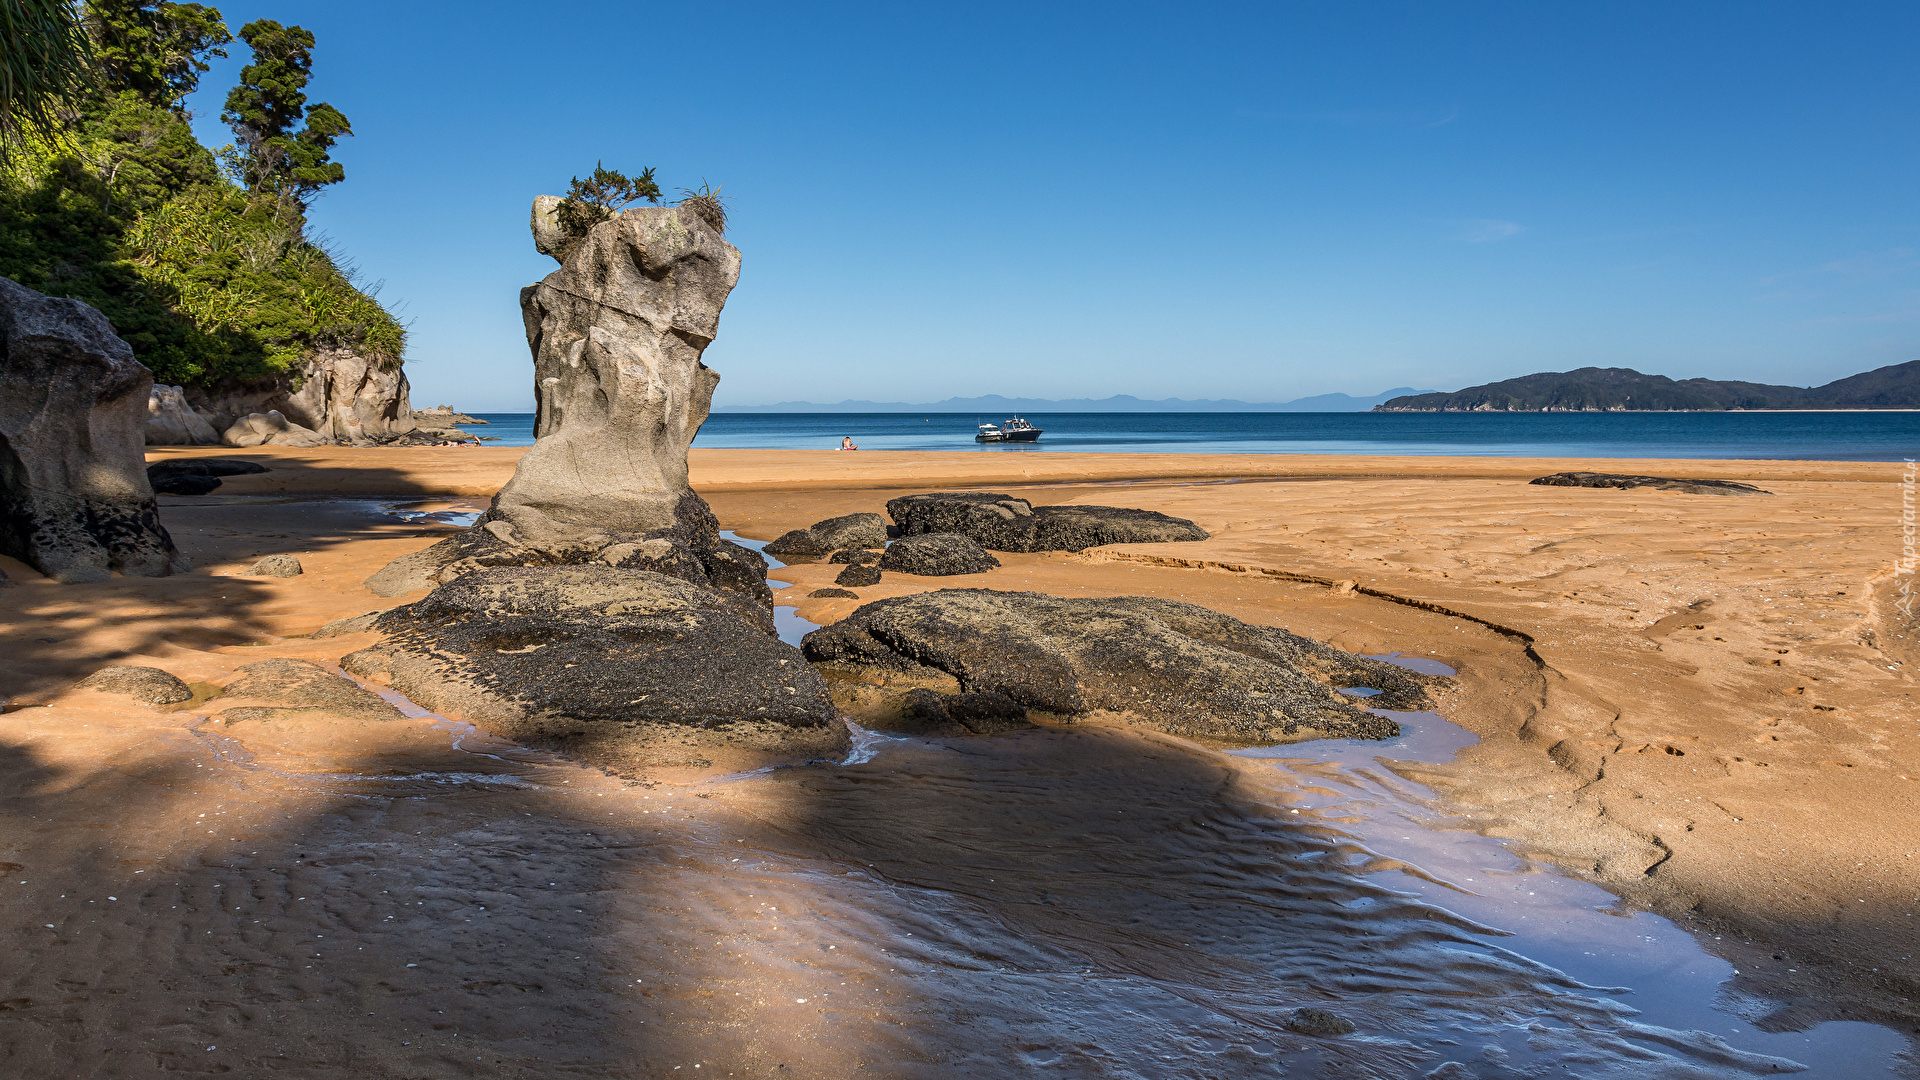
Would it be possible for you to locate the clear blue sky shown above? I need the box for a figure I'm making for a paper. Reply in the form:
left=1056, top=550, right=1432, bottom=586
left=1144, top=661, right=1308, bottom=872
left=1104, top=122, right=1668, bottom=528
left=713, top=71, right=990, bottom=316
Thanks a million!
left=184, top=1, right=1919, bottom=411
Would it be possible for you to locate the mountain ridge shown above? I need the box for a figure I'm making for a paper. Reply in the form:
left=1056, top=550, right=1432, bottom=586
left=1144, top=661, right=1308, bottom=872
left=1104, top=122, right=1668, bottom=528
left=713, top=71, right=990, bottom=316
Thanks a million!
left=1375, top=362, right=1920, bottom=412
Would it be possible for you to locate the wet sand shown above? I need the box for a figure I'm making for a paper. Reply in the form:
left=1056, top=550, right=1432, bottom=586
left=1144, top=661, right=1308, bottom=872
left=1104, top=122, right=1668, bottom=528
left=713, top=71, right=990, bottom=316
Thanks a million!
left=1, top=448, right=1914, bottom=1075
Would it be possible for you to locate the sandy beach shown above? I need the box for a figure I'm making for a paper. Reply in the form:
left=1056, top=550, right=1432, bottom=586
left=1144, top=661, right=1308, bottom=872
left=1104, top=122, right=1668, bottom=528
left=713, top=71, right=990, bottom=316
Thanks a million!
left=1, top=446, right=1914, bottom=1075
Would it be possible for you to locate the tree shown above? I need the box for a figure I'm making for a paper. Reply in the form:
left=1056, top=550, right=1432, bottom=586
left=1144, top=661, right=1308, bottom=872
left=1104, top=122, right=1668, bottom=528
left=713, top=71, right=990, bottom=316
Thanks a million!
left=220, top=18, right=350, bottom=209
left=0, top=0, right=96, bottom=154
left=555, top=161, right=659, bottom=236
left=84, top=0, right=230, bottom=109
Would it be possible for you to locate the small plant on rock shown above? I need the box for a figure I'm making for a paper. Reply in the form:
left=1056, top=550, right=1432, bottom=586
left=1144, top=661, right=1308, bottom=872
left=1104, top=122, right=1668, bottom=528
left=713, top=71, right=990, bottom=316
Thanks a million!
left=554, top=161, right=660, bottom=237
left=676, top=180, right=728, bottom=234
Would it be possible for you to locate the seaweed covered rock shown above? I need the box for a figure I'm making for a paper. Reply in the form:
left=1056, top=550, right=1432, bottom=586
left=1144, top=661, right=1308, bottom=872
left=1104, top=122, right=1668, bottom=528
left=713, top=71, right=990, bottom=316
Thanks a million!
left=343, top=566, right=844, bottom=771
left=885, top=492, right=1208, bottom=552
left=878, top=533, right=1000, bottom=576
left=0, top=277, right=189, bottom=582
left=1529, top=472, right=1771, bottom=496
left=803, top=589, right=1434, bottom=743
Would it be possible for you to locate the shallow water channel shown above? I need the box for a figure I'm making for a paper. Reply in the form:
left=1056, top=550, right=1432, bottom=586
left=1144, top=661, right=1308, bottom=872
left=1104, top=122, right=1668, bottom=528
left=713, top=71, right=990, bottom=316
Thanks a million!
left=731, top=531, right=1909, bottom=1077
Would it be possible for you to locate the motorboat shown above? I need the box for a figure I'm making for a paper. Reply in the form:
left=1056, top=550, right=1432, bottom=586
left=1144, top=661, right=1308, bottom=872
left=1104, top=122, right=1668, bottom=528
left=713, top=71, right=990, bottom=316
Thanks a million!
left=974, top=417, right=1043, bottom=443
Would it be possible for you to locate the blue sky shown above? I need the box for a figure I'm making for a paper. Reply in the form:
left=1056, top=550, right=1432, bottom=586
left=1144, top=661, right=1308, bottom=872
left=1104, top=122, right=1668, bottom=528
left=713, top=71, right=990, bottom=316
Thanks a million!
left=184, top=2, right=1919, bottom=411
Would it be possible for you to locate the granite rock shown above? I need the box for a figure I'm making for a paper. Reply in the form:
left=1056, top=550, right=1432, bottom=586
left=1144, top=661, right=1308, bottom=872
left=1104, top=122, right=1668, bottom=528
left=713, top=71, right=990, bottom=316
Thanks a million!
left=76, top=665, right=193, bottom=705
left=242, top=553, right=303, bottom=577
left=0, top=276, right=188, bottom=582
left=1529, top=471, right=1772, bottom=496
left=222, top=410, right=327, bottom=448
left=803, top=589, right=1435, bottom=743
left=885, top=492, right=1209, bottom=552
left=834, top=563, right=882, bottom=587
left=144, top=384, right=220, bottom=445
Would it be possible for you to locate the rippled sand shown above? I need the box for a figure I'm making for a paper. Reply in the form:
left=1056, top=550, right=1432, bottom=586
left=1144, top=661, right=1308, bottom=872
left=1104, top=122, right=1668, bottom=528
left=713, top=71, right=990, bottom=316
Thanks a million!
left=0, top=448, right=1911, bottom=1075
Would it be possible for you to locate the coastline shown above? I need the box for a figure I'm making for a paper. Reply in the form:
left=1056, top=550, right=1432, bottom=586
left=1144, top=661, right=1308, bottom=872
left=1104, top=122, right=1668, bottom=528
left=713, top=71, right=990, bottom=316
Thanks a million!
left=2, top=445, right=1914, bottom=1065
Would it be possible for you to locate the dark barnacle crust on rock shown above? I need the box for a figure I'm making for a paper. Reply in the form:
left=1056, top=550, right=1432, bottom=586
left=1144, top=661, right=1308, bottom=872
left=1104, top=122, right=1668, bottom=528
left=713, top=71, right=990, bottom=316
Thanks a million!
left=885, top=492, right=1208, bottom=553
left=1529, top=471, right=1771, bottom=496
left=765, top=512, right=889, bottom=559
left=877, top=532, right=1000, bottom=576
left=834, top=563, right=882, bottom=587
left=343, top=565, right=844, bottom=772
left=802, top=589, right=1437, bottom=743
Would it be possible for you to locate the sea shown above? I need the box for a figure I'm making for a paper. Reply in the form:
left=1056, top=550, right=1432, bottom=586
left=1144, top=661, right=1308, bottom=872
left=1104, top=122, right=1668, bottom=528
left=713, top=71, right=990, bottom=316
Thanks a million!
left=461, top=410, right=1920, bottom=460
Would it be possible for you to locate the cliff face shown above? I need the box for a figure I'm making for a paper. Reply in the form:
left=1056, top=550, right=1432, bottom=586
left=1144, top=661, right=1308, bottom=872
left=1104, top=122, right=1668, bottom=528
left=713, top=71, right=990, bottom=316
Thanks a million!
left=1375, top=361, right=1920, bottom=412
left=173, top=348, right=416, bottom=445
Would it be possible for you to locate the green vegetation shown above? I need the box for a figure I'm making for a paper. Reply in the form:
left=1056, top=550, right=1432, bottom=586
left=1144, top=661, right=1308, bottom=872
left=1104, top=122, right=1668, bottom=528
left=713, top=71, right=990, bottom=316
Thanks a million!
left=0, top=1, right=402, bottom=387
left=1374, top=362, right=1920, bottom=411
left=553, top=163, right=732, bottom=242
left=0, top=0, right=97, bottom=149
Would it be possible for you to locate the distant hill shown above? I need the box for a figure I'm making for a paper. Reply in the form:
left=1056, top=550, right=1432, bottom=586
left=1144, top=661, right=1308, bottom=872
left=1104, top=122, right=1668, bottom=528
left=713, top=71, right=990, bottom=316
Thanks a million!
left=1373, top=362, right=1920, bottom=412
left=715, top=389, right=1432, bottom=413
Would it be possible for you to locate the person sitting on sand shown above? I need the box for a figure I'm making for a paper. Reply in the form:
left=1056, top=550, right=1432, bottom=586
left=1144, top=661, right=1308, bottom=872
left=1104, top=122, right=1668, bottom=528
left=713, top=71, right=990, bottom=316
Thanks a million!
left=840, top=436, right=858, bottom=450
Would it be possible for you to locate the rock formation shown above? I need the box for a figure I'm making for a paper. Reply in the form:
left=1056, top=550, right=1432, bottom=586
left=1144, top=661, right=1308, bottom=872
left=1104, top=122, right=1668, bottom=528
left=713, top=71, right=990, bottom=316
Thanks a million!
left=76, top=665, right=193, bottom=706
left=145, top=384, right=220, bottom=445
left=1529, top=472, right=1771, bottom=496
left=886, top=492, right=1209, bottom=552
left=348, top=201, right=837, bottom=770
left=834, top=563, right=882, bottom=587
left=343, top=567, right=843, bottom=772
left=878, top=532, right=1001, bottom=576
left=146, top=457, right=270, bottom=496
left=242, top=554, right=303, bottom=577
left=0, top=276, right=188, bottom=582
left=765, top=512, right=889, bottom=558
left=803, top=589, right=1436, bottom=742
left=221, top=409, right=327, bottom=447
left=180, top=346, right=418, bottom=446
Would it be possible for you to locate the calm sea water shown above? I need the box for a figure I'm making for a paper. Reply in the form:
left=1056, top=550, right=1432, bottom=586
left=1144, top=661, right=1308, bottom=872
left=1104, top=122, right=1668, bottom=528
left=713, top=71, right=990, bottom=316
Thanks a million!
left=462, top=411, right=1920, bottom=461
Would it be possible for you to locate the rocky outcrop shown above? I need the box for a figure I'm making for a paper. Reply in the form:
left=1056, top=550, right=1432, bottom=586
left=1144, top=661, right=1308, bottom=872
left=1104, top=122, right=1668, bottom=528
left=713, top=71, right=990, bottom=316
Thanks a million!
left=242, top=554, right=302, bottom=577
left=492, top=202, right=738, bottom=542
left=765, top=512, right=888, bottom=559
left=343, top=566, right=844, bottom=771
left=0, top=276, right=188, bottom=582
left=76, top=665, right=193, bottom=706
left=886, top=492, right=1209, bottom=552
left=1529, top=472, right=1771, bottom=496
left=835, top=563, right=882, bottom=587
left=144, top=384, right=220, bottom=445
left=187, top=347, right=416, bottom=446
left=222, top=410, right=327, bottom=447
left=412, top=405, right=485, bottom=426
left=146, top=457, right=269, bottom=496
left=217, top=657, right=403, bottom=722
left=802, top=589, right=1435, bottom=743
left=878, top=533, right=1000, bottom=576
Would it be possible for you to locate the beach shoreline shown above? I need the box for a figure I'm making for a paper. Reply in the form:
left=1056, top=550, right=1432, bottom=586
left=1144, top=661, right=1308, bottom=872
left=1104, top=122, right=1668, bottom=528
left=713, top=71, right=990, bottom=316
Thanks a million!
left=2, top=446, right=1915, bottom=1070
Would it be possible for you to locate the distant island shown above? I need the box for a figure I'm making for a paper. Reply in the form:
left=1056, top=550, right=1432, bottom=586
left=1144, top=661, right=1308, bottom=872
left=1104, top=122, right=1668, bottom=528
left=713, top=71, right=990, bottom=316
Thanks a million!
left=1374, top=361, right=1920, bottom=412
left=715, top=388, right=1434, bottom=414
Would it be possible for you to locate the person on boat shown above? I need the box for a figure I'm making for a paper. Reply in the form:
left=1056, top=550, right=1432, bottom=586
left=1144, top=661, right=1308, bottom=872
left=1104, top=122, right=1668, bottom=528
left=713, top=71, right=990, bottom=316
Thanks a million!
left=840, top=436, right=858, bottom=450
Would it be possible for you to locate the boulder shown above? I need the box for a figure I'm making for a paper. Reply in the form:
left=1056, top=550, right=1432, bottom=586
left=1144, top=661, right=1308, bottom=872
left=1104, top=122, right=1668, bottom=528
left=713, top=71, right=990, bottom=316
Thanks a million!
left=835, top=563, right=882, bottom=587
left=76, top=665, right=193, bottom=706
left=189, top=347, right=416, bottom=446
left=763, top=528, right=833, bottom=559
left=802, top=589, right=1435, bottom=743
left=1287, top=1008, right=1357, bottom=1037
left=810, top=512, right=888, bottom=550
left=809, top=587, right=859, bottom=599
left=146, top=457, right=269, bottom=496
left=218, top=657, right=403, bottom=722
left=885, top=492, right=1209, bottom=552
left=0, top=276, right=188, bottom=582
left=878, top=533, right=1001, bottom=576
left=242, top=553, right=303, bottom=577
left=343, top=566, right=844, bottom=771
left=144, top=384, right=220, bottom=445
left=489, top=202, right=738, bottom=543
left=830, top=549, right=882, bottom=566
left=1529, top=472, right=1771, bottom=496
left=222, top=410, right=327, bottom=448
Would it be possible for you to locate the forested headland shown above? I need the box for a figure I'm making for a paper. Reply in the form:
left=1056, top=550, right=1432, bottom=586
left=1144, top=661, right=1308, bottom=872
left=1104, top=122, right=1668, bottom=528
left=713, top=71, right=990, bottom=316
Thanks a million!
left=0, top=0, right=402, bottom=391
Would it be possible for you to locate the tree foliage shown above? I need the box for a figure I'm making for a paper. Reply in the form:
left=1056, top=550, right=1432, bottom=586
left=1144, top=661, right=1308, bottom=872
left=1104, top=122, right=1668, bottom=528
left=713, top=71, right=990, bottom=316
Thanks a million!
left=0, top=3, right=403, bottom=387
left=555, top=161, right=659, bottom=236
left=84, top=0, right=230, bottom=109
left=0, top=0, right=97, bottom=153
left=220, top=18, right=350, bottom=208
